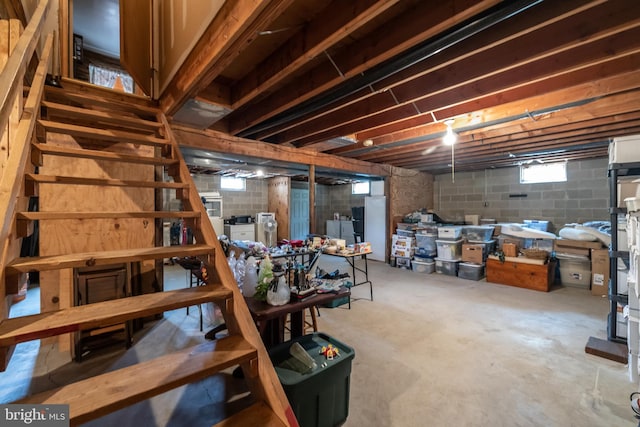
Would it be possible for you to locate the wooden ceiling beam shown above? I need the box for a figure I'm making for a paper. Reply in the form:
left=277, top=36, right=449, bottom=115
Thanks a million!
left=226, top=0, right=501, bottom=134
left=392, top=125, right=640, bottom=167
left=253, top=0, right=618, bottom=142
left=159, top=0, right=294, bottom=116
left=352, top=90, right=640, bottom=162
left=276, top=9, right=640, bottom=145
left=362, top=115, right=640, bottom=164
left=171, top=125, right=390, bottom=177
left=330, top=59, right=640, bottom=157
left=229, top=0, right=401, bottom=109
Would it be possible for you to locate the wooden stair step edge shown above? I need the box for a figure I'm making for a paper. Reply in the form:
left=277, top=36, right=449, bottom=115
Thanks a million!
left=44, top=84, right=160, bottom=117
left=213, top=401, right=288, bottom=427
left=37, top=119, right=171, bottom=148
left=41, top=100, right=163, bottom=131
left=31, top=143, right=178, bottom=166
left=0, top=283, right=230, bottom=347
left=17, top=211, right=201, bottom=220
left=25, top=173, right=189, bottom=189
left=6, top=244, right=214, bottom=275
left=17, top=336, right=257, bottom=426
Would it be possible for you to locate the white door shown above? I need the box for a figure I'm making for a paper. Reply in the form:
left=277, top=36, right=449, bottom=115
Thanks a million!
left=364, top=196, right=387, bottom=262
left=290, top=188, right=309, bottom=240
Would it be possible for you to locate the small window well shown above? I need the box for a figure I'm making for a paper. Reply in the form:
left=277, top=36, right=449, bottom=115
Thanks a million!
left=519, top=161, right=567, bottom=184
left=352, top=181, right=370, bottom=195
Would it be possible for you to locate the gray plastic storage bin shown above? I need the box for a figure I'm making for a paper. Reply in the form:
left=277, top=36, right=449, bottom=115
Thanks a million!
left=458, top=262, right=485, bottom=281
left=269, top=333, right=355, bottom=427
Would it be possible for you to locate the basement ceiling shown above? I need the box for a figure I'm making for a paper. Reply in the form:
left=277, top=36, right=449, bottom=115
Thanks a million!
left=156, top=1, right=640, bottom=176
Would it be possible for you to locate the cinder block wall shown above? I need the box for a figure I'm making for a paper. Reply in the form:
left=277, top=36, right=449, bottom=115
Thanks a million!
left=433, top=157, right=609, bottom=233
left=172, top=174, right=269, bottom=217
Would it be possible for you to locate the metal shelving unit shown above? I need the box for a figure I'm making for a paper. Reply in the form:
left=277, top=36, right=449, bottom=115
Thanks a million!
left=608, top=163, right=640, bottom=343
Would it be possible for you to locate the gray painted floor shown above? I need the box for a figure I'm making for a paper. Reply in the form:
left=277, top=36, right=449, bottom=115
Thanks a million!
left=1, top=256, right=638, bottom=426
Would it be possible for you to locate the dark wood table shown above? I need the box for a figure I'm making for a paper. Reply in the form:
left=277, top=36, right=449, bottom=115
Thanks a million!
left=244, top=287, right=351, bottom=348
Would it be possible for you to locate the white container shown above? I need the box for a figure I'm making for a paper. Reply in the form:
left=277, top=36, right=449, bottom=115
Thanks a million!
left=437, top=226, right=463, bottom=240
left=412, top=259, right=435, bottom=274
left=618, top=220, right=629, bottom=252
left=610, top=135, right=640, bottom=164
left=557, top=254, right=591, bottom=289
left=436, top=239, right=463, bottom=260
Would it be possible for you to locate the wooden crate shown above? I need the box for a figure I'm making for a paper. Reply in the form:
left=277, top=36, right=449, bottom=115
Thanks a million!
left=486, top=257, right=556, bottom=292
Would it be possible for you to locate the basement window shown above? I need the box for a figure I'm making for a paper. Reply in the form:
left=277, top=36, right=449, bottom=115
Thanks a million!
left=519, top=162, right=567, bottom=184
left=220, top=176, right=246, bottom=191
left=352, top=181, right=370, bottom=195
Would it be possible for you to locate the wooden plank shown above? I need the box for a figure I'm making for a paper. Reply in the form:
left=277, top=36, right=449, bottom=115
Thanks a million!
left=0, top=283, right=230, bottom=347
left=172, top=126, right=390, bottom=177
left=41, top=101, right=163, bottom=131
left=213, top=402, right=287, bottom=427
left=37, top=119, right=170, bottom=147
left=31, top=143, right=177, bottom=166
left=16, top=210, right=200, bottom=220
left=160, top=0, right=293, bottom=115
left=6, top=244, right=214, bottom=274
left=25, top=173, right=189, bottom=189
left=19, top=336, right=255, bottom=425
left=585, top=336, right=627, bottom=363
left=0, top=0, right=49, bottom=142
left=119, top=0, right=152, bottom=96
left=44, top=83, right=159, bottom=116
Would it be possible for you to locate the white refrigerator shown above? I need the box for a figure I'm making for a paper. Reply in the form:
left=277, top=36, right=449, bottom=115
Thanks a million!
left=364, top=196, right=387, bottom=262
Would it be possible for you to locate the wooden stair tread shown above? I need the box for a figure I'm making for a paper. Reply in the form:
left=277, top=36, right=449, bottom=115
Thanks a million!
left=44, top=85, right=160, bottom=116
left=41, top=100, right=163, bottom=131
left=18, top=336, right=256, bottom=426
left=6, top=244, right=214, bottom=274
left=0, top=283, right=229, bottom=347
left=32, top=143, right=177, bottom=166
left=37, top=119, right=170, bottom=148
left=213, top=402, right=287, bottom=427
left=17, top=211, right=201, bottom=220
left=25, top=173, right=189, bottom=189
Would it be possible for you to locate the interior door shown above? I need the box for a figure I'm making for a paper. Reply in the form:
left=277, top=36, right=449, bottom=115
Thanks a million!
left=119, top=0, right=153, bottom=97
left=290, top=188, right=309, bottom=240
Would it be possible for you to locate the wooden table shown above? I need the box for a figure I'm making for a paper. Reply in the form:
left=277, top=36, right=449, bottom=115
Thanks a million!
left=323, top=251, right=373, bottom=301
left=244, top=287, right=351, bottom=348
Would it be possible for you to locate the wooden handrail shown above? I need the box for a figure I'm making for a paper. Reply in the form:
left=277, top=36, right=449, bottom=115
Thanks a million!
left=0, top=33, right=53, bottom=298
left=0, top=0, right=50, bottom=142
left=158, top=114, right=299, bottom=426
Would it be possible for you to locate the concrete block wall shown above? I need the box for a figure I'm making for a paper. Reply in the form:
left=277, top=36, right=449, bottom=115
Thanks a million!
left=433, top=157, right=609, bottom=233
left=168, top=174, right=269, bottom=218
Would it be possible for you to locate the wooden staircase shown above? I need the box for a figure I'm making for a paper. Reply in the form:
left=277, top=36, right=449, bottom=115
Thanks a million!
left=0, top=29, right=296, bottom=425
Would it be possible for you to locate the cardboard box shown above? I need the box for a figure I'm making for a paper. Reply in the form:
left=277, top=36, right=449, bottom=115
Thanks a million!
left=462, top=244, right=484, bottom=264
left=591, top=248, right=610, bottom=296
left=503, top=243, right=517, bottom=257
left=555, top=239, right=603, bottom=251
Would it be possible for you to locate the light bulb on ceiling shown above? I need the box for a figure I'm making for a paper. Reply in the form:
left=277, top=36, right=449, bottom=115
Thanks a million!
left=362, top=138, right=374, bottom=147
left=443, top=119, right=457, bottom=146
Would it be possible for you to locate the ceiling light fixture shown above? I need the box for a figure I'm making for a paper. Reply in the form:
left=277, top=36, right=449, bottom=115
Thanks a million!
left=443, top=119, right=457, bottom=183
left=443, top=119, right=457, bottom=146
left=362, top=139, right=374, bottom=147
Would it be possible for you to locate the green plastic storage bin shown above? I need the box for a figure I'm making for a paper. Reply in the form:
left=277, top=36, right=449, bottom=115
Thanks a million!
left=269, top=332, right=355, bottom=427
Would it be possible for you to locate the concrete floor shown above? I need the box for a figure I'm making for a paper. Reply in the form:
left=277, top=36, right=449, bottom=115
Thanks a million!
left=1, top=256, right=638, bottom=426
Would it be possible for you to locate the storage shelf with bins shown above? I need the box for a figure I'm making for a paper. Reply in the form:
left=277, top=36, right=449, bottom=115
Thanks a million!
left=608, top=162, right=640, bottom=343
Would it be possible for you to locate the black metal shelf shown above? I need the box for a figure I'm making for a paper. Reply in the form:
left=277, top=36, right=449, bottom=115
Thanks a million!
left=607, top=163, right=638, bottom=343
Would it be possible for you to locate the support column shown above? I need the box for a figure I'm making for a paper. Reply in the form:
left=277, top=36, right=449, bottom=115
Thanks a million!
left=309, top=164, right=315, bottom=234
